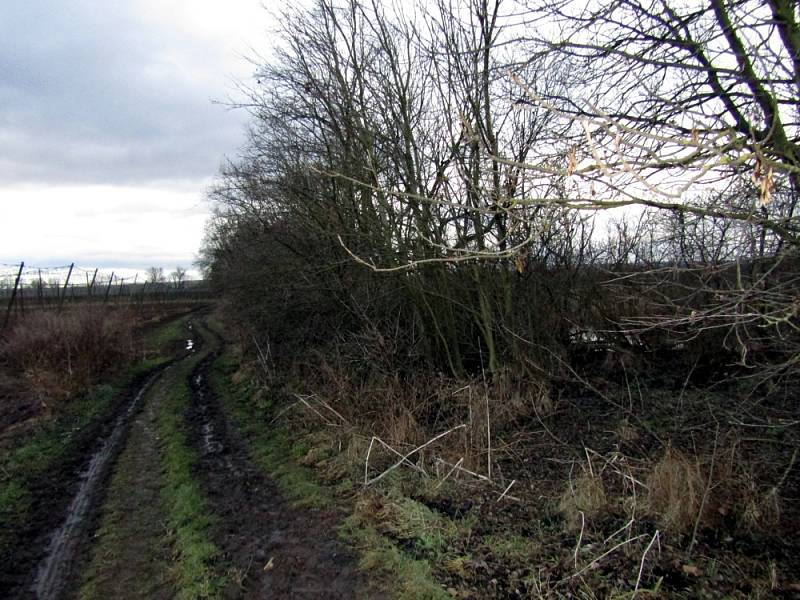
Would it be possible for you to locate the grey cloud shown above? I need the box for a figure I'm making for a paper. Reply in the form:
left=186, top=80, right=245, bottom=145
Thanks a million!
left=0, top=0, right=248, bottom=186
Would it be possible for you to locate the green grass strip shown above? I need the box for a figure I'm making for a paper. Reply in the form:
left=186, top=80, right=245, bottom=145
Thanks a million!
left=209, top=348, right=450, bottom=600
left=155, top=336, right=225, bottom=599
left=210, top=353, right=327, bottom=509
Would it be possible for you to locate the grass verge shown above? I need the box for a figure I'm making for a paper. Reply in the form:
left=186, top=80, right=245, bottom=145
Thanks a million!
left=210, top=349, right=451, bottom=599
left=156, top=357, right=226, bottom=599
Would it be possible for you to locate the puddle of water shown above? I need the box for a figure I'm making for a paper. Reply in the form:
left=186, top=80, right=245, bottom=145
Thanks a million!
left=32, top=371, right=162, bottom=599
left=201, top=421, right=223, bottom=454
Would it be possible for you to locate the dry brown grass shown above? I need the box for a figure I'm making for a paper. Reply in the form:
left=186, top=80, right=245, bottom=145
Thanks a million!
left=286, top=351, right=558, bottom=488
left=644, top=442, right=784, bottom=538
left=491, top=368, right=553, bottom=427
left=0, top=307, right=136, bottom=404
left=646, top=447, right=705, bottom=535
left=558, top=470, right=608, bottom=531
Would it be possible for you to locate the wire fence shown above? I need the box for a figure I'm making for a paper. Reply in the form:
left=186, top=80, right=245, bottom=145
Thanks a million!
left=1, top=261, right=214, bottom=331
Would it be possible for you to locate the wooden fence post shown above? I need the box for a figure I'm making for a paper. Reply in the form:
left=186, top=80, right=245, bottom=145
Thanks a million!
left=58, top=263, right=74, bottom=312
left=2, top=262, right=24, bottom=332
left=38, top=269, right=44, bottom=308
left=89, top=268, right=98, bottom=299
left=18, top=277, right=25, bottom=316
left=104, top=272, right=115, bottom=304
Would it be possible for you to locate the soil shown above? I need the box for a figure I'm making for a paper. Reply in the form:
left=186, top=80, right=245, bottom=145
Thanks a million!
left=403, top=375, right=800, bottom=598
left=0, top=365, right=168, bottom=599
left=185, top=348, right=369, bottom=599
left=2, top=316, right=369, bottom=600
left=73, top=373, right=175, bottom=600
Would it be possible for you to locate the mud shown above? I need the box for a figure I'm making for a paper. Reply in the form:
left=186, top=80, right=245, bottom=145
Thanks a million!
left=31, top=370, right=162, bottom=600
left=75, top=365, right=177, bottom=600
left=4, top=316, right=370, bottom=599
left=0, top=364, right=171, bottom=599
left=185, top=350, right=369, bottom=599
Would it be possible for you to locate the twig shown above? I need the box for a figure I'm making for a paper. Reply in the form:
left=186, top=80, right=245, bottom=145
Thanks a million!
left=479, top=344, right=492, bottom=481
left=435, top=458, right=522, bottom=501
left=561, top=534, right=649, bottom=582
left=688, top=424, right=718, bottom=555
left=604, top=517, right=634, bottom=545
left=313, top=396, right=349, bottom=425
left=365, top=425, right=467, bottom=487
left=770, top=446, right=798, bottom=495
left=364, top=436, right=427, bottom=485
left=435, top=458, right=492, bottom=482
left=252, top=335, right=270, bottom=374
left=364, top=437, right=376, bottom=486
left=486, top=391, right=492, bottom=481
left=497, top=479, right=517, bottom=502
left=269, top=400, right=301, bottom=424
left=436, top=457, right=464, bottom=489
left=374, top=436, right=427, bottom=476
left=296, top=396, right=336, bottom=426
left=573, top=511, right=585, bottom=568
left=585, top=447, right=595, bottom=478
left=632, top=530, right=660, bottom=598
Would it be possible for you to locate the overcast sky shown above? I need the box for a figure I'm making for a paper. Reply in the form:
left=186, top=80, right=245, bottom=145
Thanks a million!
left=0, top=0, right=274, bottom=279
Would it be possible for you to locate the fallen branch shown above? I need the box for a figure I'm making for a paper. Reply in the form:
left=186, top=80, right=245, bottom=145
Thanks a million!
left=434, top=458, right=522, bottom=501
left=632, top=530, right=660, bottom=598
left=497, top=479, right=517, bottom=502
left=573, top=511, right=585, bottom=568
left=562, top=534, right=649, bottom=582
left=296, top=395, right=337, bottom=427
left=364, top=425, right=466, bottom=487
left=435, top=457, right=464, bottom=489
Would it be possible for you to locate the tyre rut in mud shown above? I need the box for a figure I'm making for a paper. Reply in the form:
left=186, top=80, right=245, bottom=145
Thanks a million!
left=185, top=346, right=367, bottom=599
left=4, top=318, right=197, bottom=600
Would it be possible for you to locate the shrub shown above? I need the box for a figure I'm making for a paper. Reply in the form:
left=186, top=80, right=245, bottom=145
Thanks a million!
left=0, top=308, right=136, bottom=404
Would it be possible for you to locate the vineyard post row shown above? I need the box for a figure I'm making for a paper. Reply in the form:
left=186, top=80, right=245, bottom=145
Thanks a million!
left=0, top=261, right=215, bottom=332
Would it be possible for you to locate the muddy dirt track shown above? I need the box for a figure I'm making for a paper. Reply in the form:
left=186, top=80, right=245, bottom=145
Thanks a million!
left=6, top=318, right=366, bottom=600
left=186, top=348, right=366, bottom=599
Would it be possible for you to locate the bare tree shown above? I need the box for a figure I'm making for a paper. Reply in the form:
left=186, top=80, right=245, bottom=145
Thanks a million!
left=146, top=267, right=165, bottom=284
left=170, top=266, right=187, bottom=289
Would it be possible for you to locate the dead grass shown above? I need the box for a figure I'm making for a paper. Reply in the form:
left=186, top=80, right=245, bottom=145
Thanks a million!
left=0, top=307, right=136, bottom=405
left=646, top=447, right=704, bottom=535
left=226, top=331, right=800, bottom=598
left=558, top=470, right=608, bottom=531
left=741, top=486, right=782, bottom=532
left=288, top=354, right=555, bottom=482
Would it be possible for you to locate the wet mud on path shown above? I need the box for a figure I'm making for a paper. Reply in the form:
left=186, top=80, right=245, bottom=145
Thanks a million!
left=31, top=370, right=164, bottom=600
left=74, top=369, right=176, bottom=600
left=4, top=317, right=200, bottom=600
left=185, top=348, right=367, bottom=599
left=3, top=361, right=175, bottom=600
